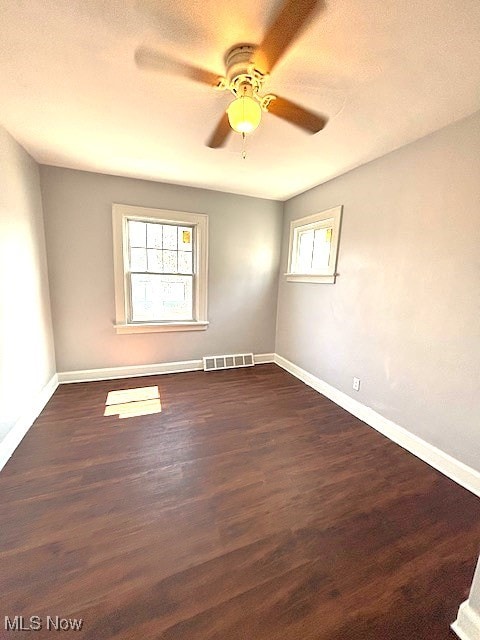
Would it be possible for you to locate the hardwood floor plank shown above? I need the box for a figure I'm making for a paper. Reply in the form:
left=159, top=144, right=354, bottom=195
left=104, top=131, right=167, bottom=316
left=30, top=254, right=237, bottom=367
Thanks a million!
left=0, top=364, right=478, bottom=639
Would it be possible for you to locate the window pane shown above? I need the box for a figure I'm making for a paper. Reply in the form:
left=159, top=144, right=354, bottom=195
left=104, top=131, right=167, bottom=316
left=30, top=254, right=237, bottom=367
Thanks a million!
left=297, top=229, right=314, bottom=272
left=147, top=223, right=163, bottom=249
left=147, top=249, right=163, bottom=273
left=178, top=251, right=193, bottom=274
left=130, top=273, right=193, bottom=321
left=312, top=227, right=332, bottom=270
left=178, top=226, right=193, bottom=251
left=162, top=224, right=177, bottom=250
left=162, top=250, right=178, bottom=273
left=130, top=248, right=147, bottom=272
left=128, top=221, right=146, bottom=247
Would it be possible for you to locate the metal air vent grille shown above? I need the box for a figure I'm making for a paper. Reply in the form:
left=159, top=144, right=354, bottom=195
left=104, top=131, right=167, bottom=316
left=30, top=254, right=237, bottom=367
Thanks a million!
left=203, top=353, right=254, bottom=371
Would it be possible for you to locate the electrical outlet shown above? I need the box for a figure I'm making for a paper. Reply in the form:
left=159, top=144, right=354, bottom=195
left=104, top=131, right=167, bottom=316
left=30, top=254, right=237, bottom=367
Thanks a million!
left=353, top=377, right=361, bottom=391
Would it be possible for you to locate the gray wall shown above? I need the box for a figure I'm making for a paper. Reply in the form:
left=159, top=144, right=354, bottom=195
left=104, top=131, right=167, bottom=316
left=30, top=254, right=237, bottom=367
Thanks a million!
left=0, top=127, right=56, bottom=441
left=40, top=167, right=283, bottom=372
left=276, top=111, right=480, bottom=471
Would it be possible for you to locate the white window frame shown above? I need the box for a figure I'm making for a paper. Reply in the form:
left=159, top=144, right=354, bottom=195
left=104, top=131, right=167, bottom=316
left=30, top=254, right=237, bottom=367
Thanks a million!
left=285, top=205, right=343, bottom=284
left=112, top=204, right=208, bottom=334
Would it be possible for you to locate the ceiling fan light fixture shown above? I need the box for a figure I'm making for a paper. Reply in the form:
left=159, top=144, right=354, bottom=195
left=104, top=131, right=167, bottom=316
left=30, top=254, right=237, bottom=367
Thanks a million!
left=227, top=96, right=262, bottom=134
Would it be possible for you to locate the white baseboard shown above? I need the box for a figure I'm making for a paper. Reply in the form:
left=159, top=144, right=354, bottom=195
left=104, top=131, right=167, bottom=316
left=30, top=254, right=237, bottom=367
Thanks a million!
left=254, top=353, right=275, bottom=365
left=58, top=353, right=275, bottom=384
left=274, top=354, right=480, bottom=498
left=58, top=359, right=204, bottom=383
left=0, top=373, right=59, bottom=472
left=452, top=601, right=480, bottom=640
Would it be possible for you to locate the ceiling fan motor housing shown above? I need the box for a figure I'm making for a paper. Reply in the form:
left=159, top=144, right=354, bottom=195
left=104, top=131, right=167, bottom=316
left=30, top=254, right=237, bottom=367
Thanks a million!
left=224, top=44, right=267, bottom=96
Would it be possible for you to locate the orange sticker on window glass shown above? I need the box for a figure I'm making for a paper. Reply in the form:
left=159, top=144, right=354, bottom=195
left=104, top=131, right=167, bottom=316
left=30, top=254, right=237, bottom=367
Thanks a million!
left=183, top=230, right=191, bottom=244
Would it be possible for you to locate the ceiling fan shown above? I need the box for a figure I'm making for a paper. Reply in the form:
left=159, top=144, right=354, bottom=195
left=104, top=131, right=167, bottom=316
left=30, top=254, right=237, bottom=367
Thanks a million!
left=135, top=0, right=327, bottom=148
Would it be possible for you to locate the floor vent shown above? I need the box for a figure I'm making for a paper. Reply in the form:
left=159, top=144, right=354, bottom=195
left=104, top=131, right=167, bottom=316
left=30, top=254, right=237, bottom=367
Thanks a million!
left=203, top=353, right=255, bottom=372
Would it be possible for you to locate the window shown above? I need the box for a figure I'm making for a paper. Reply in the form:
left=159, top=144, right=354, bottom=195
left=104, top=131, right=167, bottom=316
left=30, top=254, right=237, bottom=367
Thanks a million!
left=286, top=205, right=342, bottom=283
left=112, top=204, right=208, bottom=333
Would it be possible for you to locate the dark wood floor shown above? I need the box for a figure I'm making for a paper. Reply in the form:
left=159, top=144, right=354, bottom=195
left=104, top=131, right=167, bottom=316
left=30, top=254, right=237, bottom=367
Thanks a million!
left=1, top=364, right=479, bottom=639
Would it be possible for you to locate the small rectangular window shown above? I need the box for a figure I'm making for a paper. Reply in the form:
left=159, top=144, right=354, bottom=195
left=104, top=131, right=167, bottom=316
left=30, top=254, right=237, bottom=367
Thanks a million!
left=286, top=206, right=342, bottom=284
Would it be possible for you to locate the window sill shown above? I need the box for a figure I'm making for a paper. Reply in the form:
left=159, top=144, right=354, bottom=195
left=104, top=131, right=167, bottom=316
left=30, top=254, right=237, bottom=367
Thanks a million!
left=285, top=273, right=337, bottom=284
left=114, top=321, right=209, bottom=334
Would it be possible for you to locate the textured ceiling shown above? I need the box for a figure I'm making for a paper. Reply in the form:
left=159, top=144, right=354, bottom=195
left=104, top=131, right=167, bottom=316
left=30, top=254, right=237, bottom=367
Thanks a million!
left=1, top=0, right=479, bottom=199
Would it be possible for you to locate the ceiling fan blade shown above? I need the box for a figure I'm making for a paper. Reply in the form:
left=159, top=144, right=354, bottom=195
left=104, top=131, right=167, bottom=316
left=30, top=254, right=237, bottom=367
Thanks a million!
left=255, top=0, right=325, bottom=73
left=206, top=112, right=232, bottom=148
left=267, top=96, right=327, bottom=133
left=135, top=47, right=221, bottom=86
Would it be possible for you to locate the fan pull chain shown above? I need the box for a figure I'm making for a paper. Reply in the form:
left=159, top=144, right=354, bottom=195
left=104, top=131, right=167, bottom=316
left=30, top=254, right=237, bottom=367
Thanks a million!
left=241, top=132, right=247, bottom=160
